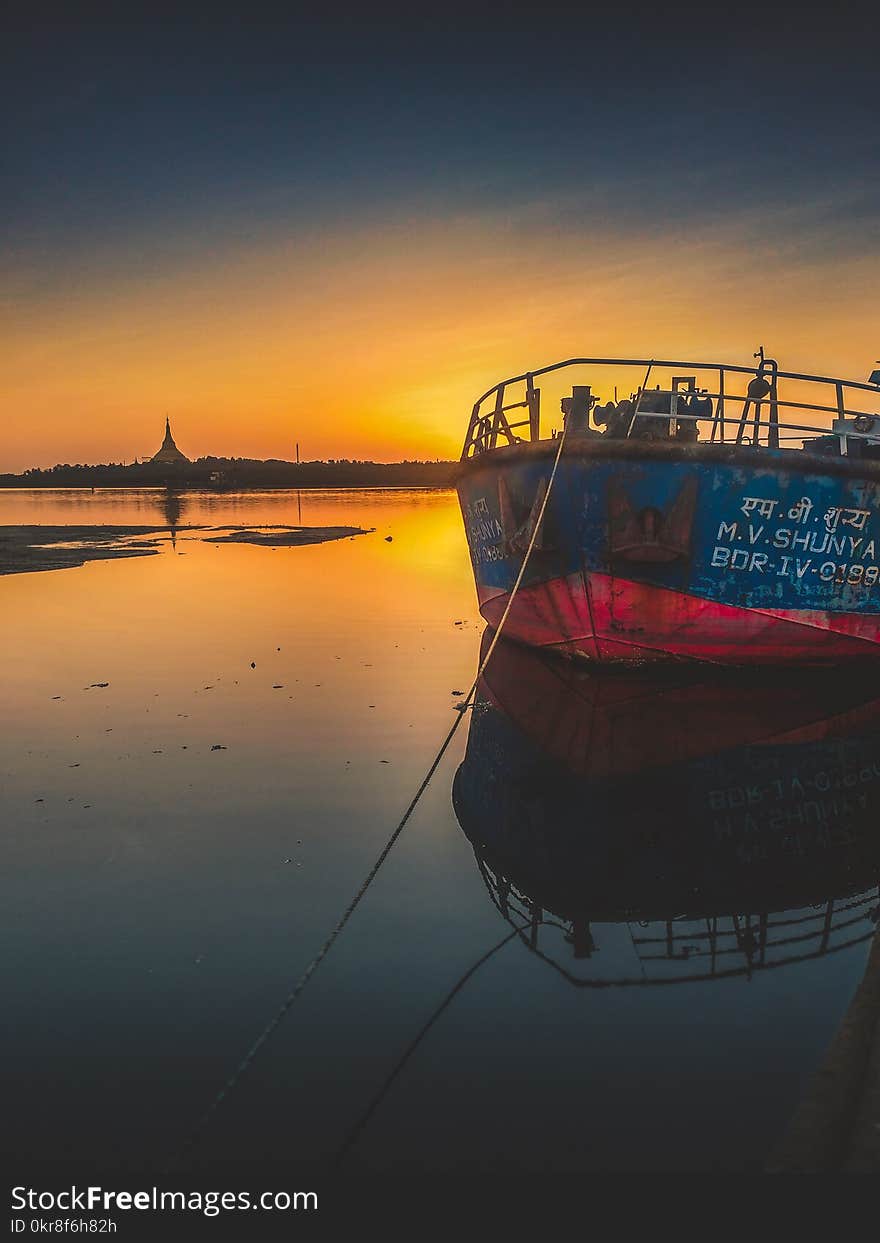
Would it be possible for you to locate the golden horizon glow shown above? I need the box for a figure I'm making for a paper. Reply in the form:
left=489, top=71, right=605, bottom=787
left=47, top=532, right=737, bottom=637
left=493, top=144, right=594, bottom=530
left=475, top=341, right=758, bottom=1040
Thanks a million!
left=3, top=199, right=879, bottom=473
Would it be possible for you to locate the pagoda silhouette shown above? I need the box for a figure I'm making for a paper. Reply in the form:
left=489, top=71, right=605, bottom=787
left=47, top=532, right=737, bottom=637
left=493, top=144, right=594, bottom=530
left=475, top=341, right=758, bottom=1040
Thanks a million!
left=150, top=417, right=190, bottom=465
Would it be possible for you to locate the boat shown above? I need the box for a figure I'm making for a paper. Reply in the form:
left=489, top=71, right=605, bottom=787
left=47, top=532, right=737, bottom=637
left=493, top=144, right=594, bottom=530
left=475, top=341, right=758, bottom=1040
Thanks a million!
left=452, top=634, right=880, bottom=986
left=456, top=352, right=880, bottom=664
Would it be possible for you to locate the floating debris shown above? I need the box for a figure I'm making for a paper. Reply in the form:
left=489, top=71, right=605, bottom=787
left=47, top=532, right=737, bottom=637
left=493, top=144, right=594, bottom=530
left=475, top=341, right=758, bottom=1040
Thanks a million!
left=210, top=744, right=227, bottom=751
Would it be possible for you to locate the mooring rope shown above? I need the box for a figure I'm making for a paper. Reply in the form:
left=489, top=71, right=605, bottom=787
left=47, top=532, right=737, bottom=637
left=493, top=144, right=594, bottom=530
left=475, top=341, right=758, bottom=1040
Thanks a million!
left=333, top=924, right=527, bottom=1168
left=625, top=360, right=655, bottom=438
left=171, top=419, right=571, bottom=1167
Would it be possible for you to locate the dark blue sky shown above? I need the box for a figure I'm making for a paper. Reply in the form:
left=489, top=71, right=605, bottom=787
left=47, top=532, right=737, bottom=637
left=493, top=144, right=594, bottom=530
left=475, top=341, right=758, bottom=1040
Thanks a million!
left=4, top=6, right=877, bottom=271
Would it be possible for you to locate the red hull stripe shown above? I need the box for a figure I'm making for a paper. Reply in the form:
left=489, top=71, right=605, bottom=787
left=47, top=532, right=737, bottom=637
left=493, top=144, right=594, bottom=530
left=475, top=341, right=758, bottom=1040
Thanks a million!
left=477, top=574, right=880, bottom=664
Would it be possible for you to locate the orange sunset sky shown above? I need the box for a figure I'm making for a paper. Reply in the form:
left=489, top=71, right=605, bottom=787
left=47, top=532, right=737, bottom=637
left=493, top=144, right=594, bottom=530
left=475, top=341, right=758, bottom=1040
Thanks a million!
left=3, top=11, right=878, bottom=473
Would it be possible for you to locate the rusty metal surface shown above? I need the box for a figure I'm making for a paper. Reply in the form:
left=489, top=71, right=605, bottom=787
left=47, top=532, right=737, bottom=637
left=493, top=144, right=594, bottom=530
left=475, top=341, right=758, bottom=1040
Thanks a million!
left=458, top=448, right=880, bottom=663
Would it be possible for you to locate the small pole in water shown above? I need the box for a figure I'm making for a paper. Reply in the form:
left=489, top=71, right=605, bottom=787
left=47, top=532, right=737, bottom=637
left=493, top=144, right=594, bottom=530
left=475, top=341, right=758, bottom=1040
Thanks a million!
left=296, top=442, right=300, bottom=464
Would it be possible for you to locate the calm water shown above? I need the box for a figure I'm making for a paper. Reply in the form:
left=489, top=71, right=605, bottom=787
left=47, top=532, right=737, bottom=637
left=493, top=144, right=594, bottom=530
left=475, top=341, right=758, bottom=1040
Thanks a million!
left=3, top=487, right=879, bottom=1178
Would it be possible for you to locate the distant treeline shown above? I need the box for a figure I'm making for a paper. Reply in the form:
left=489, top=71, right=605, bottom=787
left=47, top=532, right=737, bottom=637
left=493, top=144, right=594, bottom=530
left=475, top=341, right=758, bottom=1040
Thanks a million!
left=0, top=457, right=460, bottom=489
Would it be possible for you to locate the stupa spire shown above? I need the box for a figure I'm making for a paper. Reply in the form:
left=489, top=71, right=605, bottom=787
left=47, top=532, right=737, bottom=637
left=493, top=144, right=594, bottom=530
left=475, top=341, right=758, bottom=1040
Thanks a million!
left=151, top=416, right=190, bottom=465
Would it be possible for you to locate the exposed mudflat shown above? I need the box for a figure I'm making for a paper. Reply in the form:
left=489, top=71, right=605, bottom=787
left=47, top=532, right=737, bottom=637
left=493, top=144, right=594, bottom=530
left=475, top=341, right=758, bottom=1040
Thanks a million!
left=0, top=525, right=191, bottom=575
left=0, top=523, right=371, bottom=574
left=202, top=524, right=372, bottom=547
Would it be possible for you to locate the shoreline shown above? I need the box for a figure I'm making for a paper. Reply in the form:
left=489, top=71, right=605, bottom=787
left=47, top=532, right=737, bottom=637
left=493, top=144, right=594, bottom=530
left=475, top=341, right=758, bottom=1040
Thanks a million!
left=0, top=465, right=459, bottom=491
left=0, top=482, right=454, bottom=492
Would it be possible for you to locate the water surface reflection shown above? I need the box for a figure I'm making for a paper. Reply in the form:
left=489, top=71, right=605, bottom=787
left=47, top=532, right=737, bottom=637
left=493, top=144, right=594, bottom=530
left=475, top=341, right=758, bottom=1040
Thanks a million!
left=4, top=487, right=879, bottom=1176
left=455, top=635, right=880, bottom=987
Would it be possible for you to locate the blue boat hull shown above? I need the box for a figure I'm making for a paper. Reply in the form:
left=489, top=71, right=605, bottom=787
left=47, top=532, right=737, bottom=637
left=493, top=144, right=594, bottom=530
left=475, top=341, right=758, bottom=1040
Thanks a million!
left=457, top=440, right=880, bottom=664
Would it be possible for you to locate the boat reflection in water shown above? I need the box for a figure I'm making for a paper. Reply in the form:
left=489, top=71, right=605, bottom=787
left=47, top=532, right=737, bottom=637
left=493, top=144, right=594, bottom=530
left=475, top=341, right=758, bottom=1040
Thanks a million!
left=453, top=633, right=880, bottom=987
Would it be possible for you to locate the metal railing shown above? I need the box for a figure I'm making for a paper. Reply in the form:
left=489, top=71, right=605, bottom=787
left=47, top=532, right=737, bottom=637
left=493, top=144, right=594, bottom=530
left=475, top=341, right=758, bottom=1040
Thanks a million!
left=475, top=853, right=880, bottom=988
left=460, top=354, right=880, bottom=461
